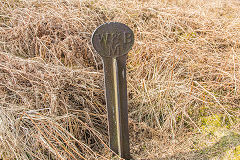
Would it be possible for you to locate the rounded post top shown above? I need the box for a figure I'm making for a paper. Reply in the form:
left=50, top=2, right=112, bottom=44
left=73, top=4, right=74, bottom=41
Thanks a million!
left=92, top=22, right=134, bottom=58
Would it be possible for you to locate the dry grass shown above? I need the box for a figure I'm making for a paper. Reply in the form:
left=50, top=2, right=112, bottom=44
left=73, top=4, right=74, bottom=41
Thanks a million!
left=0, top=0, right=240, bottom=159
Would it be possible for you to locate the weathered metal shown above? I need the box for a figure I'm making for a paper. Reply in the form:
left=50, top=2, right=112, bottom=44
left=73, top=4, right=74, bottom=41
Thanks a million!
left=92, top=22, right=134, bottom=159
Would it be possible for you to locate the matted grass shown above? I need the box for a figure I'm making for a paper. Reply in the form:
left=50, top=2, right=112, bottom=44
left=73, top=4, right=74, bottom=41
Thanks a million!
left=0, top=0, right=240, bottom=159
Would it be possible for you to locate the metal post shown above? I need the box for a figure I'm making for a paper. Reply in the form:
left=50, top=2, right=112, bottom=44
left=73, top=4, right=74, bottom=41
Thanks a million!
left=92, top=22, right=134, bottom=159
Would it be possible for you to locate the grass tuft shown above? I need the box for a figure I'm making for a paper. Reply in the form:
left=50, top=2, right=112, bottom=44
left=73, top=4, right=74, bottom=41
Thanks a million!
left=0, top=0, right=240, bottom=159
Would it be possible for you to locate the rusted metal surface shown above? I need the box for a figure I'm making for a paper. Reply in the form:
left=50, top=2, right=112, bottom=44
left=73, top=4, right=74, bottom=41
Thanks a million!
left=92, top=22, right=134, bottom=159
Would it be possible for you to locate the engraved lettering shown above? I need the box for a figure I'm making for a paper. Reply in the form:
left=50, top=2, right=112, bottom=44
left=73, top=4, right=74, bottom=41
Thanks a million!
left=123, top=32, right=133, bottom=44
left=109, top=43, right=121, bottom=56
left=96, top=32, right=132, bottom=56
left=92, top=22, right=134, bottom=57
left=98, top=33, right=110, bottom=47
left=112, top=33, right=121, bottom=43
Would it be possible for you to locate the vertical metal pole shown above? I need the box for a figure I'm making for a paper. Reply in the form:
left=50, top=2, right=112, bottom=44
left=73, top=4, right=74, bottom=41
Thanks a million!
left=103, top=56, right=130, bottom=159
left=92, top=22, right=134, bottom=159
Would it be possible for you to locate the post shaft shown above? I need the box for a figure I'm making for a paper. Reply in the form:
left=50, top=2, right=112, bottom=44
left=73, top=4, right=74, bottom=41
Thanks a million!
left=103, top=55, right=131, bottom=159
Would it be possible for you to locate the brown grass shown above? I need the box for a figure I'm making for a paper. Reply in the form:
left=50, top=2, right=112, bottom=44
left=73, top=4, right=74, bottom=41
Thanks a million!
left=1, top=0, right=240, bottom=159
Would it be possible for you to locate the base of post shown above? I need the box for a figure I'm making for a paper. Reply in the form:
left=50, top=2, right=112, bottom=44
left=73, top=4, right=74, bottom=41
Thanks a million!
left=112, top=154, right=134, bottom=160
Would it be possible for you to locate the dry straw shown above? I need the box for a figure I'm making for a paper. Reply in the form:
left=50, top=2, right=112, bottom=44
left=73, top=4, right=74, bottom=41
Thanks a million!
left=0, top=0, right=240, bottom=159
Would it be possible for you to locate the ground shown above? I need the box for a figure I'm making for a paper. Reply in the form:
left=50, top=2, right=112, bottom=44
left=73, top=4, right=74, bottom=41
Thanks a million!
left=0, top=0, right=240, bottom=159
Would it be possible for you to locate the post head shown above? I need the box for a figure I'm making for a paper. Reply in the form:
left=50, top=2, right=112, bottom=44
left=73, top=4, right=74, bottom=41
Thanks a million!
left=92, top=22, right=134, bottom=58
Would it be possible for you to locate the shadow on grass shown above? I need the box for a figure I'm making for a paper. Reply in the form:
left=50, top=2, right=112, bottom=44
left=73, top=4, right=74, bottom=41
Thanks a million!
left=161, top=132, right=240, bottom=160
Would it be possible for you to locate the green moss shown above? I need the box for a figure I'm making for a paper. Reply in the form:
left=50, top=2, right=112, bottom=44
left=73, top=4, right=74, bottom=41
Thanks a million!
left=201, top=114, right=223, bottom=136
left=193, top=114, right=240, bottom=159
left=233, top=145, right=240, bottom=159
left=200, top=114, right=239, bottom=134
left=222, top=144, right=240, bottom=160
